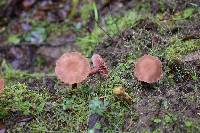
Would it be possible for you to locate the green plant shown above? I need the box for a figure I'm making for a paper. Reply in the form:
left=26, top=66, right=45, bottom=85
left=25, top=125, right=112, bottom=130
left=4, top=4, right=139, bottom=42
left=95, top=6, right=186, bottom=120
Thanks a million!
left=62, top=98, right=74, bottom=110
left=185, top=120, right=193, bottom=129
left=173, top=8, right=197, bottom=20
left=69, top=0, right=79, bottom=18
left=164, top=114, right=177, bottom=124
left=0, top=83, right=48, bottom=117
left=77, top=10, right=141, bottom=56
left=153, top=118, right=162, bottom=124
left=80, top=0, right=98, bottom=22
left=8, top=34, right=21, bottom=44
left=166, top=38, right=200, bottom=61
left=89, top=97, right=109, bottom=115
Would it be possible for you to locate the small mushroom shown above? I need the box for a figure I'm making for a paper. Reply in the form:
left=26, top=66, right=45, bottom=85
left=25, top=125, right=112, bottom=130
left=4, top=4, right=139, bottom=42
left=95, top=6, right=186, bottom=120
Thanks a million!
left=113, top=87, right=132, bottom=103
left=134, top=54, right=163, bottom=83
left=55, top=52, right=91, bottom=88
left=91, top=54, right=109, bottom=78
left=0, top=78, right=4, bottom=94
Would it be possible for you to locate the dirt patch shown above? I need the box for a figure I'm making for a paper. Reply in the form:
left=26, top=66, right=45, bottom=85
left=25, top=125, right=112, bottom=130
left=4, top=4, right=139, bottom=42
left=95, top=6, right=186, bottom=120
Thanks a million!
left=1, top=0, right=200, bottom=132
left=93, top=12, right=200, bottom=132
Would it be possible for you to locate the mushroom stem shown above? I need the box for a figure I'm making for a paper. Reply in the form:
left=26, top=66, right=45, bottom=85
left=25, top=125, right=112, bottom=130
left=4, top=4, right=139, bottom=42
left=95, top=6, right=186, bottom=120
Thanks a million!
left=72, top=83, right=77, bottom=89
left=89, top=67, right=99, bottom=76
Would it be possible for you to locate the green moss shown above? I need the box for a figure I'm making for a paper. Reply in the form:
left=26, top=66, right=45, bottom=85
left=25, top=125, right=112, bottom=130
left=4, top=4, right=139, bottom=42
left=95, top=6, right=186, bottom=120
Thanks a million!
left=28, top=20, right=70, bottom=35
left=0, top=83, right=48, bottom=118
left=2, top=59, right=134, bottom=131
left=2, top=61, right=54, bottom=81
left=7, top=34, right=21, bottom=44
left=184, top=119, right=200, bottom=132
left=77, top=10, right=141, bottom=56
left=166, top=38, right=200, bottom=61
left=173, top=8, right=198, bottom=21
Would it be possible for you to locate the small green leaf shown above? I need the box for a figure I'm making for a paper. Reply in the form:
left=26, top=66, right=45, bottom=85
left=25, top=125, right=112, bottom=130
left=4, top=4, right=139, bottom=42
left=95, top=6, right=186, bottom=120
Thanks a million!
left=95, top=122, right=101, bottom=129
left=173, top=8, right=196, bottom=20
left=92, top=2, right=98, bottom=22
left=164, top=115, right=173, bottom=124
left=88, top=129, right=95, bottom=133
left=185, top=121, right=193, bottom=128
left=8, top=35, right=21, bottom=44
left=182, top=8, right=196, bottom=19
left=153, top=118, right=161, bottom=124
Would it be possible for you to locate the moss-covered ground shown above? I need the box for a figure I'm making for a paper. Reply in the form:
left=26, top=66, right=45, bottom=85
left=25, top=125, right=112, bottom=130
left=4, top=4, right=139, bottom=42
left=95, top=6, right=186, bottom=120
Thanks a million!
left=0, top=0, right=200, bottom=132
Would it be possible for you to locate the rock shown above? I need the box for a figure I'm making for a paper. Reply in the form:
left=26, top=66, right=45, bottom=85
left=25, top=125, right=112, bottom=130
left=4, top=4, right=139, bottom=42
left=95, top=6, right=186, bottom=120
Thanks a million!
left=183, top=50, right=200, bottom=62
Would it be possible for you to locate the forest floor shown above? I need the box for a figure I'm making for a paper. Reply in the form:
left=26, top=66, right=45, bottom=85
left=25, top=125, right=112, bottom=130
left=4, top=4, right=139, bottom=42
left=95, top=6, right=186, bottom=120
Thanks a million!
left=0, top=0, right=200, bottom=132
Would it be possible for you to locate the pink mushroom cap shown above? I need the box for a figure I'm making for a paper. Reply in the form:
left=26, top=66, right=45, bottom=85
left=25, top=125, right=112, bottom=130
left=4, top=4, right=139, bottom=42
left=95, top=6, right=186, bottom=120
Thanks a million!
left=134, top=54, right=163, bottom=83
left=91, top=54, right=108, bottom=78
left=55, top=52, right=91, bottom=84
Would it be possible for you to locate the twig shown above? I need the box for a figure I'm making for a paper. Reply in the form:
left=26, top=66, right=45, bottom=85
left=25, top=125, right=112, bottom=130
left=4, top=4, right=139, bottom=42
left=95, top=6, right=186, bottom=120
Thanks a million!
left=94, top=20, right=113, bottom=41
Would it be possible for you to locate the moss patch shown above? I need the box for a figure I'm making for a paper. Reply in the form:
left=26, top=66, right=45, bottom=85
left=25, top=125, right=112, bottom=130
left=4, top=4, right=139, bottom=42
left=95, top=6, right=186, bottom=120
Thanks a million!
left=166, top=38, right=200, bottom=61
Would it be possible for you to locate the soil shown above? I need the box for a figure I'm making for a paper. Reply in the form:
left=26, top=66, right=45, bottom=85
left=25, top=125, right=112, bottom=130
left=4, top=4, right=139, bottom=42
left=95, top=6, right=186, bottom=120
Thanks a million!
left=0, top=0, right=200, bottom=132
left=94, top=17, right=200, bottom=132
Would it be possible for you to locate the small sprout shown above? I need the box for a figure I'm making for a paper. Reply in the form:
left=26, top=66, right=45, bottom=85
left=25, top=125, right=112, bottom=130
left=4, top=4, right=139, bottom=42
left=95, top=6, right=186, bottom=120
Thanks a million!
left=184, top=120, right=193, bottom=129
left=113, top=87, right=132, bottom=103
left=153, top=118, right=162, bottom=124
left=55, top=52, right=91, bottom=88
left=133, top=54, right=163, bottom=83
left=62, top=99, right=73, bottom=111
left=89, top=97, right=108, bottom=115
left=91, top=54, right=109, bottom=78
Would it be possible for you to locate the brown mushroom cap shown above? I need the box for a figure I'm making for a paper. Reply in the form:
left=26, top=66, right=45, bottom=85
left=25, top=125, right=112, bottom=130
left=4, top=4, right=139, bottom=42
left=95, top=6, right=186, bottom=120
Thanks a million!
left=91, top=54, right=108, bottom=78
left=0, top=78, right=4, bottom=94
left=134, top=54, right=163, bottom=83
left=55, top=52, right=91, bottom=84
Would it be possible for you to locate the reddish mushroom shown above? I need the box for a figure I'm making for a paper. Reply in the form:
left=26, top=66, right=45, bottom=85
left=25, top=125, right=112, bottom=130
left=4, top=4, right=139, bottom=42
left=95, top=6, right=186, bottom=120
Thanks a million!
left=91, top=54, right=109, bottom=78
left=55, top=52, right=91, bottom=88
left=0, top=78, right=4, bottom=94
left=134, top=54, right=163, bottom=83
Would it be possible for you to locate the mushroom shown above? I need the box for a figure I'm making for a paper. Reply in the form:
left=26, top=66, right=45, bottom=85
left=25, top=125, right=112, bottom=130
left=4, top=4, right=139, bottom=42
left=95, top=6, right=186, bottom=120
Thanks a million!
left=55, top=52, right=91, bottom=88
left=113, top=86, right=132, bottom=103
left=91, top=54, right=109, bottom=78
left=134, top=54, right=163, bottom=83
left=0, top=78, right=4, bottom=94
